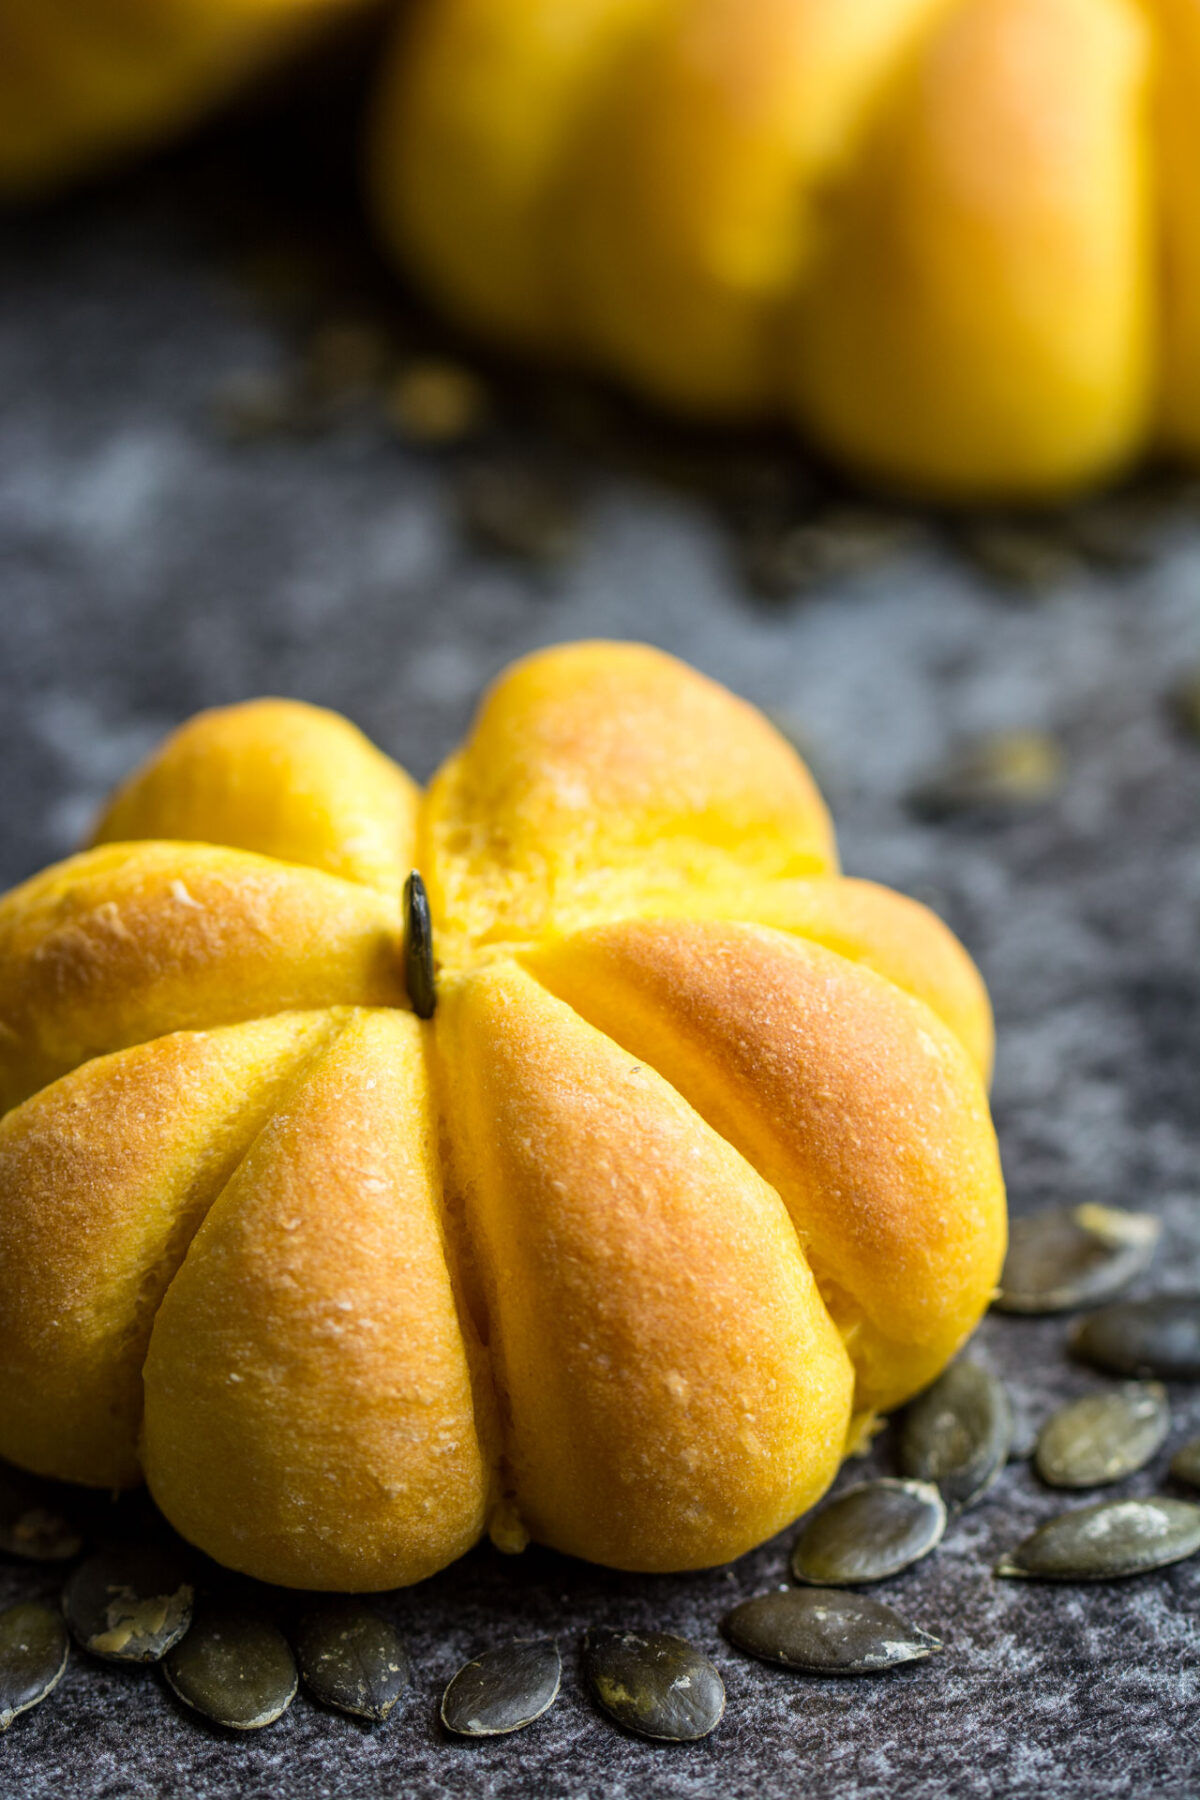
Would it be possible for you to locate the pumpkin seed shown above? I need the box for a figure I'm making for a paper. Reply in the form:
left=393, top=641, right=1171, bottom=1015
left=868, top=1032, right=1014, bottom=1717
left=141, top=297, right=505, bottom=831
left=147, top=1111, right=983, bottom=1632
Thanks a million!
left=722, top=1588, right=941, bottom=1675
left=994, top=1204, right=1161, bottom=1314
left=458, top=459, right=580, bottom=563
left=1035, top=1383, right=1169, bottom=1490
left=739, top=507, right=914, bottom=600
left=0, top=1603, right=69, bottom=1730
left=908, top=731, right=1063, bottom=821
left=440, top=1639, right=560, bottom=1737
left=0, top=1469, right=82, bottom=1563
left=584, top=1629, right=724, bottom=1742
left=301, top=320, right=391, bottom=415
left=956, top=520, right=1081, bottom=592
left=164, top=1606, right=297, bottom=1730
left=214, top=319, right=393, bottom=444
left=211, top=371, right=301, bottom=443
left=295, top=1601, right=409, bottom=1722
left=64, top=1547, right=193, bottom=1663
left=898, top=1361, right=1012, bottom=1510
left=1062, top=494, right=1168, bottom=570
left=996, top=1497, right=1200, bottom=1580
left=791, top=1479, right=946, bottom=1586
left=403, top=870, right=436, bottom=1020
left=1070, top=1295, right=1200, bottom=1380
left=385, top=361, right=489, bottom=446
left=1170, top=1438, right=1200, bottom=1488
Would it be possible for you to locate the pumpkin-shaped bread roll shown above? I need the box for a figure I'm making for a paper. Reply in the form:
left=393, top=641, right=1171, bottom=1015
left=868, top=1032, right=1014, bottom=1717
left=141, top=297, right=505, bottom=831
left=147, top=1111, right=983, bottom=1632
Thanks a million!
left=373, top=0, right=1193, bottom=500
left=0, top=644, right=1005, bottom=1587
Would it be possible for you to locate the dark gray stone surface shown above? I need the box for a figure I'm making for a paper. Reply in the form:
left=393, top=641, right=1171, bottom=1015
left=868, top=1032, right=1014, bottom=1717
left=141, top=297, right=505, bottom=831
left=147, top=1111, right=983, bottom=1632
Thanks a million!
left=2, top=124, right=1200, bottom=1800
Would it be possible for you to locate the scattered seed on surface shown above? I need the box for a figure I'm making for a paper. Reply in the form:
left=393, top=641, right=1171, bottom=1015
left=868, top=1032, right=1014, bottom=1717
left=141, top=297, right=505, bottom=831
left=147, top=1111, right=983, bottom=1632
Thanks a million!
left=899, top=1361, right=1012, bottom=1511
left=1070, top=1296, right=1200, bottom=1381
left=0, top=1603, right=69, bottom=1730
left=995, top=1204, right=1161, bottom=1315
left=1170, top=1438, right=1200, bottom=1488
left=211, top=371, right=301, bottom=443
left=458, top=460, right=580, bottom=563
left=791, top=1479, right=947, bottom=1586
left=295, top=1601, right=410, bottom=1723
left=584, top=1629, right=724, bottom=1742
left=1062, top=494, right=1169, bottom=570
left=0, top=1469, right=82, bottom=1563
left=739, top=508, right=915, bottom=600
left=386, top=361, right=490, bottom=445
left=164, top=1607, right=297, bottom=1731
left=301, top=320, right=391, bottom=413
left=440, top=1639, right=560, bottom=1738
left=64, top=1547, right=192, bottom=1663
left=908, top=731, right=1064, bottom=820
left=722, top=1588, right=941, bottom=1675
left=996, top=1497, right=1200, bottom=1580
left=956, top=520, right=1082, bottom=592
left=1035, top=1384, right=1169, bottom=1490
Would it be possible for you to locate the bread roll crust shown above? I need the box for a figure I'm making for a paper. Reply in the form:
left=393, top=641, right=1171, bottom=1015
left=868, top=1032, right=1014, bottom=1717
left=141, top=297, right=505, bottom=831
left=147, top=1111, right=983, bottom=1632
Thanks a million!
left=0, top=643, right=1006, bottom=1587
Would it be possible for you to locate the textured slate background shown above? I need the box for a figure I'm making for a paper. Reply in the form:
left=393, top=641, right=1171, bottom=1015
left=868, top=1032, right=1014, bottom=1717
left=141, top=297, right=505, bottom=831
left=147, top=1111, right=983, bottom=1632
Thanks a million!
left=2, top=103, right=1200, bottom=1800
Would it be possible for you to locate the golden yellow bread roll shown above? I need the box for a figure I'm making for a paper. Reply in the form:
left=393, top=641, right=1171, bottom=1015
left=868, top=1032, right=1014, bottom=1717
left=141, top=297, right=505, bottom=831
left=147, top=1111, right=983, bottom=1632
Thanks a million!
left=0, top=0, right=376, bottom=199
left=373, top=0, right=1200, bottom=500
left=0, top=643, right=1006, bottom=1587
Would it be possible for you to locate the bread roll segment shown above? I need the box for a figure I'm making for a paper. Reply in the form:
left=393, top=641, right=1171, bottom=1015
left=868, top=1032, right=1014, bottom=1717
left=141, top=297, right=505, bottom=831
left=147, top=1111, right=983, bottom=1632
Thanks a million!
left=0, top=841, right=405, bottom=1114
left=93, top=698, right=420, bottom=894
left=0, top=1012, right=339, bottom=1488
left=426, top=640, right=836, bottom=960
left=554, top=0, right=956, bottom=413
left=141, top=1008, right=489, bottom=1592
left=792, top=0, right=1154, bottom=497
left=749, top=878, right=995, bottom=1080
left=437, top=960, right=854, bottom=1572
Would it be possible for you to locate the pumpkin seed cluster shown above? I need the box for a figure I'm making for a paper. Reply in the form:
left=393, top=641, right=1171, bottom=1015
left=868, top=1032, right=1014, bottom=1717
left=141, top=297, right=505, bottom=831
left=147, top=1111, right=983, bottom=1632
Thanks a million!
left=2, top=1199, right=1198, bottom=1745
left=207, top=287, right=1200, bottom=608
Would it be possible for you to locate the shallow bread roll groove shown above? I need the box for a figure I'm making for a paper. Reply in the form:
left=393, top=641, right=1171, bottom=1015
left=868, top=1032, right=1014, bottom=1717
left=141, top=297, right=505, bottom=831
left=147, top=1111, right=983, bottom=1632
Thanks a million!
left=0, top=841, right=406, bottom=1114
left=523, top=918, right=1006, bottom=1415
left=141, top=1008, right=489, bottom=1592
left=0, top=1011, right=340, bottom=1488
left=436, top=960, right=854, bottom=1572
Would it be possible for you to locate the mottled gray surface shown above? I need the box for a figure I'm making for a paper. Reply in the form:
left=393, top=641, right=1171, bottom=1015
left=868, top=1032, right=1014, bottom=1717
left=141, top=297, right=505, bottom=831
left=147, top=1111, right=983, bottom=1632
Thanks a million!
left=2, top=136, right=1200, bottom=1800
